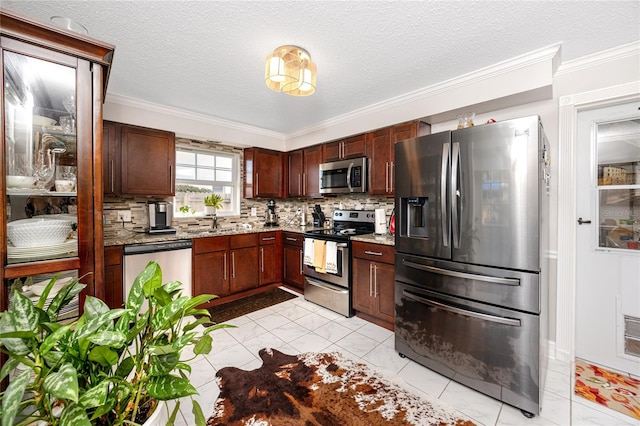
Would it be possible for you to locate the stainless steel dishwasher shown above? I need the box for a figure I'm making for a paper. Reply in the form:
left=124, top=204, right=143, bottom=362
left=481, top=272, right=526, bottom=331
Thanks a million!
left=123, top=240, right=193, bottom=305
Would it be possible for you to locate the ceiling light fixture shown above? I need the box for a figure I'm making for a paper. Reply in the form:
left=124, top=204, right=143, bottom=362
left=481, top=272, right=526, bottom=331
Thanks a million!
left=265, top=45, right=316, bottom=96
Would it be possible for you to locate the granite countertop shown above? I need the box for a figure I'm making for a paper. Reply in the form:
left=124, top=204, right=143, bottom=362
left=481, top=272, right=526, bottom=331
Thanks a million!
left=351, top=233, right=395, bottom=246
left=104, top=225, right=310, bottom=247
left=104, top=225, right=395, bottom=247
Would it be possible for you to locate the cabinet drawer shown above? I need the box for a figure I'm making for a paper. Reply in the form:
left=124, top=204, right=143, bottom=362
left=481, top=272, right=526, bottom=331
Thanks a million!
left=283, top=232, right=303, bottom=247
left=104, top=245, right=123, bottom=266
left=193, top=236, right=229, bottom=254
left=230, top=233, right=259, bottom=249
left=352, top=241, right=394, bottom=264
left=259, top=232, right=277, bottom=245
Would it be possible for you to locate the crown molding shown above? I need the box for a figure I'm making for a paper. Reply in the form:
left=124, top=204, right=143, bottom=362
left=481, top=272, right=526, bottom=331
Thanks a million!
left=288, top=43, right=561, bottom=138
left=104, top=93, right=286, bottom=141
left=555, top=40, right=640, bottom=75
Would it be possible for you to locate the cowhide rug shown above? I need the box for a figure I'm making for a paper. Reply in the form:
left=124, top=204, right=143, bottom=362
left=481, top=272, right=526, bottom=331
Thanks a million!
left=207, top=348, right=475, bottom=426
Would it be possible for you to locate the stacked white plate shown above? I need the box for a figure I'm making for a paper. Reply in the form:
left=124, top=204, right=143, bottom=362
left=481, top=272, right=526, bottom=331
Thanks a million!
left=7, top=238, right=77, bottom=261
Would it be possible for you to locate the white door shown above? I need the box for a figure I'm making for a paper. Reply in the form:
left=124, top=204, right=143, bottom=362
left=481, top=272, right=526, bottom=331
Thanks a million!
left=575, top=100, right=640, bottom=375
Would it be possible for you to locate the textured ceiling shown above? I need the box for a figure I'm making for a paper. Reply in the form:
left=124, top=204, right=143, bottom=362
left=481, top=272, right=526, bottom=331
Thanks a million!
left=3, top=1, right=639, bottom=135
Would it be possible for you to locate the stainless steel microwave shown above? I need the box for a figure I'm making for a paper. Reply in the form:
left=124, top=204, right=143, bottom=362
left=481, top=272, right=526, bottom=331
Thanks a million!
left=319, top=157, right=367, bottom=194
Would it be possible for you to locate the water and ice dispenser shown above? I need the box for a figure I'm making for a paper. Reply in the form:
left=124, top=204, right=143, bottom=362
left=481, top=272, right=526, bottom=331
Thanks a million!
left=399, top=197, right=429, bottom=238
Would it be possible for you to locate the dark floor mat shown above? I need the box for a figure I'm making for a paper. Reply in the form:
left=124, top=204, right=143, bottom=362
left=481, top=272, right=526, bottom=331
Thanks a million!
left=206, top=288, right=298, bottom=323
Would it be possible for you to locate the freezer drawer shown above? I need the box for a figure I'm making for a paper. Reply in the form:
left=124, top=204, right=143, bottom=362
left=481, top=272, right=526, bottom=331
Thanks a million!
left=395, top=252, right=540, bottom=314
left=395, top=281, right=543, bottom=416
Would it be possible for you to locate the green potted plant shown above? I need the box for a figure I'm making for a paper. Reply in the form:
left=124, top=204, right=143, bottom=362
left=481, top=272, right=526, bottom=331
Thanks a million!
left=0, top=261, right=230, bottom=426
left=203, top=194, right=223, bottom=215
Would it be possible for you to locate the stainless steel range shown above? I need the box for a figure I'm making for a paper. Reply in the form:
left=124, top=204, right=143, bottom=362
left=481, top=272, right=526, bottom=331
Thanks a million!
left=303, top=209, right=375, bottom=317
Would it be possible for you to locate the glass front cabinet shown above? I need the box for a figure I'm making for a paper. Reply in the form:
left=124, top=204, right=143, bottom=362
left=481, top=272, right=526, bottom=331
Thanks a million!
left=1, top=9, right=114, bottom=323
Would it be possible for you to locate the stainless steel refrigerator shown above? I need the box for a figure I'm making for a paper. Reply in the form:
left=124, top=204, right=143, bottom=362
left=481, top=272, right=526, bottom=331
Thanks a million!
left=394, top=115, right=551, bottom=417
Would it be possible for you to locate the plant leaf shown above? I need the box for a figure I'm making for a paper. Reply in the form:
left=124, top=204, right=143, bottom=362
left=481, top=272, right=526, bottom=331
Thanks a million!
left=40, top=323, right=72, bottom=354
left=161, top=280, right=182, bottom=294
left=83, top=296, right=110, bottom=320
left=46, top=282, right=85, bottom=318
left=34, top=274, right=61, bottom=309
left=88, top=330, right=126, bottom=348
left=43, top=362, right=79, bottom=402
left=175, top=362, right=191, bottom=374
left=171, top=331, right=197, bottom=351
left=192, top=399, right=206, bottom=426
left=126, top=261, right=159, bottom=315
left=60, top=401, right=91, bottom=426
left=204, top=323, right=237, bottom=333
left=153, top=286, right=172, bottom=306
left=115, top=309, right=132, bottom=334
left=183, top=294, right=216, bottom=312
left=0, top=312, right=30, bottom=355
left=88, top=346, right=119, bottom=367
left=79, top=381, right=109, bottom=408
left=0, top=357, right=19, bottom=381
left=115, top=355, right=135, bottom=378
left=150, top=296, right=189, bottom=331
left=147, top=375, right=198, bottom=400
left=167, top=401, right=181, bottom=426
left=11, top=290, right=39, bottom=333
left=1, top=368, right=32, bottom=426
left=149, top=352, right=180, bottom=376
left=142, top=261, right=163, bottom=297
left=75, top=309, right=126, bottom=340
left=193, top=334, right=212, bottom=355
left=182, top=317, right=209, bottom=332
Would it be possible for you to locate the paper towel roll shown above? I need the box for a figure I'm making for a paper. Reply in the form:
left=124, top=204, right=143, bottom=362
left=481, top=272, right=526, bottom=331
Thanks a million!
left=374, top=208, right=386, bottom=234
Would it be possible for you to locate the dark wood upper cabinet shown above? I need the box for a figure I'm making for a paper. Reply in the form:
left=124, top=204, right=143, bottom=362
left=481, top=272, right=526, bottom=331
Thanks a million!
left=367, top=121, right=420, bottom=196
left=244, top=148, right=285, bottom=198
left=102, top=121, right=175, bottom=197
left=303, top=145, right=323, bottom=198
left=120, top=124, right=175, bottom=196
left=323, top=134, right=367, bottom=162
left=288, top=149, right=304, bottom=197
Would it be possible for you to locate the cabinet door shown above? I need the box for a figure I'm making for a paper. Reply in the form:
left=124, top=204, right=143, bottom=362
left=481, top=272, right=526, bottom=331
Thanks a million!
left=103, top=121, right=119, bottom=196
left=120, top=125, right=175, bottom=196
left=283, top=245, right=303, bottom=288
left=341, top=134, right=367, bottom=159
left=367, top=128, right=393, bottom=195
left=259, top=244, right=278, bottom=285
left=193, top=250, right=229, bottom=302
left=303, top=145, right=323, bottom=198
left=104, top=246, right=123, bottom=309
left=245, top=148, right=284, bottom=198
left=390, top=121, right=418, bottom=193
left=288, top=149, right=303, bottom=197
left=322, top=140, right=342, bottom=162
left=373, top=261, right=395, bottom=326
left=352, top=257, right=374, bottom=314
left=230, top=246, right=259, bottom=293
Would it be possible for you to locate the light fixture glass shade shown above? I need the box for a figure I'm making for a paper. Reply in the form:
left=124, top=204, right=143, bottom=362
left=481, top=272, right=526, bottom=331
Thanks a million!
left=265, top=45, right=316, bottom=96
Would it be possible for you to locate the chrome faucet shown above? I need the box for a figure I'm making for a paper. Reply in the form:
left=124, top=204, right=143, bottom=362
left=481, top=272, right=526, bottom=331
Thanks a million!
left=211, top=214, right=218, bottom=230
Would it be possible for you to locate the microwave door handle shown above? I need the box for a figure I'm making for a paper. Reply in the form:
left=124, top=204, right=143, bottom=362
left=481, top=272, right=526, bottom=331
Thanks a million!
left=346, top=162, right=353, bottom=191
left=441, top=143, right=450, bottom=247
left=451, top=141, right=461, bottom=249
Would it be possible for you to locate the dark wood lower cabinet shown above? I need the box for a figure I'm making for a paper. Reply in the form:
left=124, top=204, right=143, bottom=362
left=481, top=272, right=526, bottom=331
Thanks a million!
left=282, top=232, right=304, bottom=290
left=103, top=245, right=123, bottom=309
left=193, top=236, right=230, bottom=308
left=352, top=241, right=395, bottom=330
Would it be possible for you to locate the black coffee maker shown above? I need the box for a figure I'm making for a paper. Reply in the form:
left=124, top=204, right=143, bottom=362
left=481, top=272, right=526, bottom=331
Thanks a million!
left=264, top=199, right=278, bottom=226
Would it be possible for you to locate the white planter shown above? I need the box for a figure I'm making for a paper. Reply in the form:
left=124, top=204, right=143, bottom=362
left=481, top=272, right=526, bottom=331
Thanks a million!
left=203, top=206, right=216, bottom=215
left=143, top=402, right=169, bottom=426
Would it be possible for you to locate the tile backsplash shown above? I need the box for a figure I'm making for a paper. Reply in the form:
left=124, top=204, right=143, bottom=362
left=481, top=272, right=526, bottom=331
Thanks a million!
left=103, top=194, right=395, bottom=234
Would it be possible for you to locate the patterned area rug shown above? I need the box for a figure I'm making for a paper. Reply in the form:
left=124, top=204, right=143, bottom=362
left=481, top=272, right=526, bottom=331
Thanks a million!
left=575, top=358, right=640, bottom=420
left=206, top=288, right=298, bottom=323
left=208, top=348, right=476, bottom=426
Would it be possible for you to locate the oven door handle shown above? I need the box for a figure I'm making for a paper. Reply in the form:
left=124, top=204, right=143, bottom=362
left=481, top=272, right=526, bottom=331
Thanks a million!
left=402, top=260, right=520, bottom=286
left=402, top=290, right=521, bottom=327
left=305, top=277, right=348, bottom=294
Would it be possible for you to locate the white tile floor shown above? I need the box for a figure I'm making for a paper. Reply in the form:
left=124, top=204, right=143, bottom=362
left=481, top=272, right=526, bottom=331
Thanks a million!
left=171, top=288, right=640, bottom=426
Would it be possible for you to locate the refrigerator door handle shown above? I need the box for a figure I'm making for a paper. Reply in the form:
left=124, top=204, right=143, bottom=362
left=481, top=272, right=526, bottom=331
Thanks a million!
left=451, top=141, right=461, bottom=249
left=441, top=143, right=450, bottom=247
left=402, top=259, right=520, bottom=286
left=402, top=290, right=521, bottom=327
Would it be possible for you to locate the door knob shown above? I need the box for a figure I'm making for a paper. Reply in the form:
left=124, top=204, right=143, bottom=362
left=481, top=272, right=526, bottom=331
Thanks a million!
left=577, top=217, right=592, bottom=225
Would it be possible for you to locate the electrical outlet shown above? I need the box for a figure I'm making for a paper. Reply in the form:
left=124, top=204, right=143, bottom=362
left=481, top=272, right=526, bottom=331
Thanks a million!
left=117, top=210, right=132, bottom=222
left=251, top=207, right=257, bottom=217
